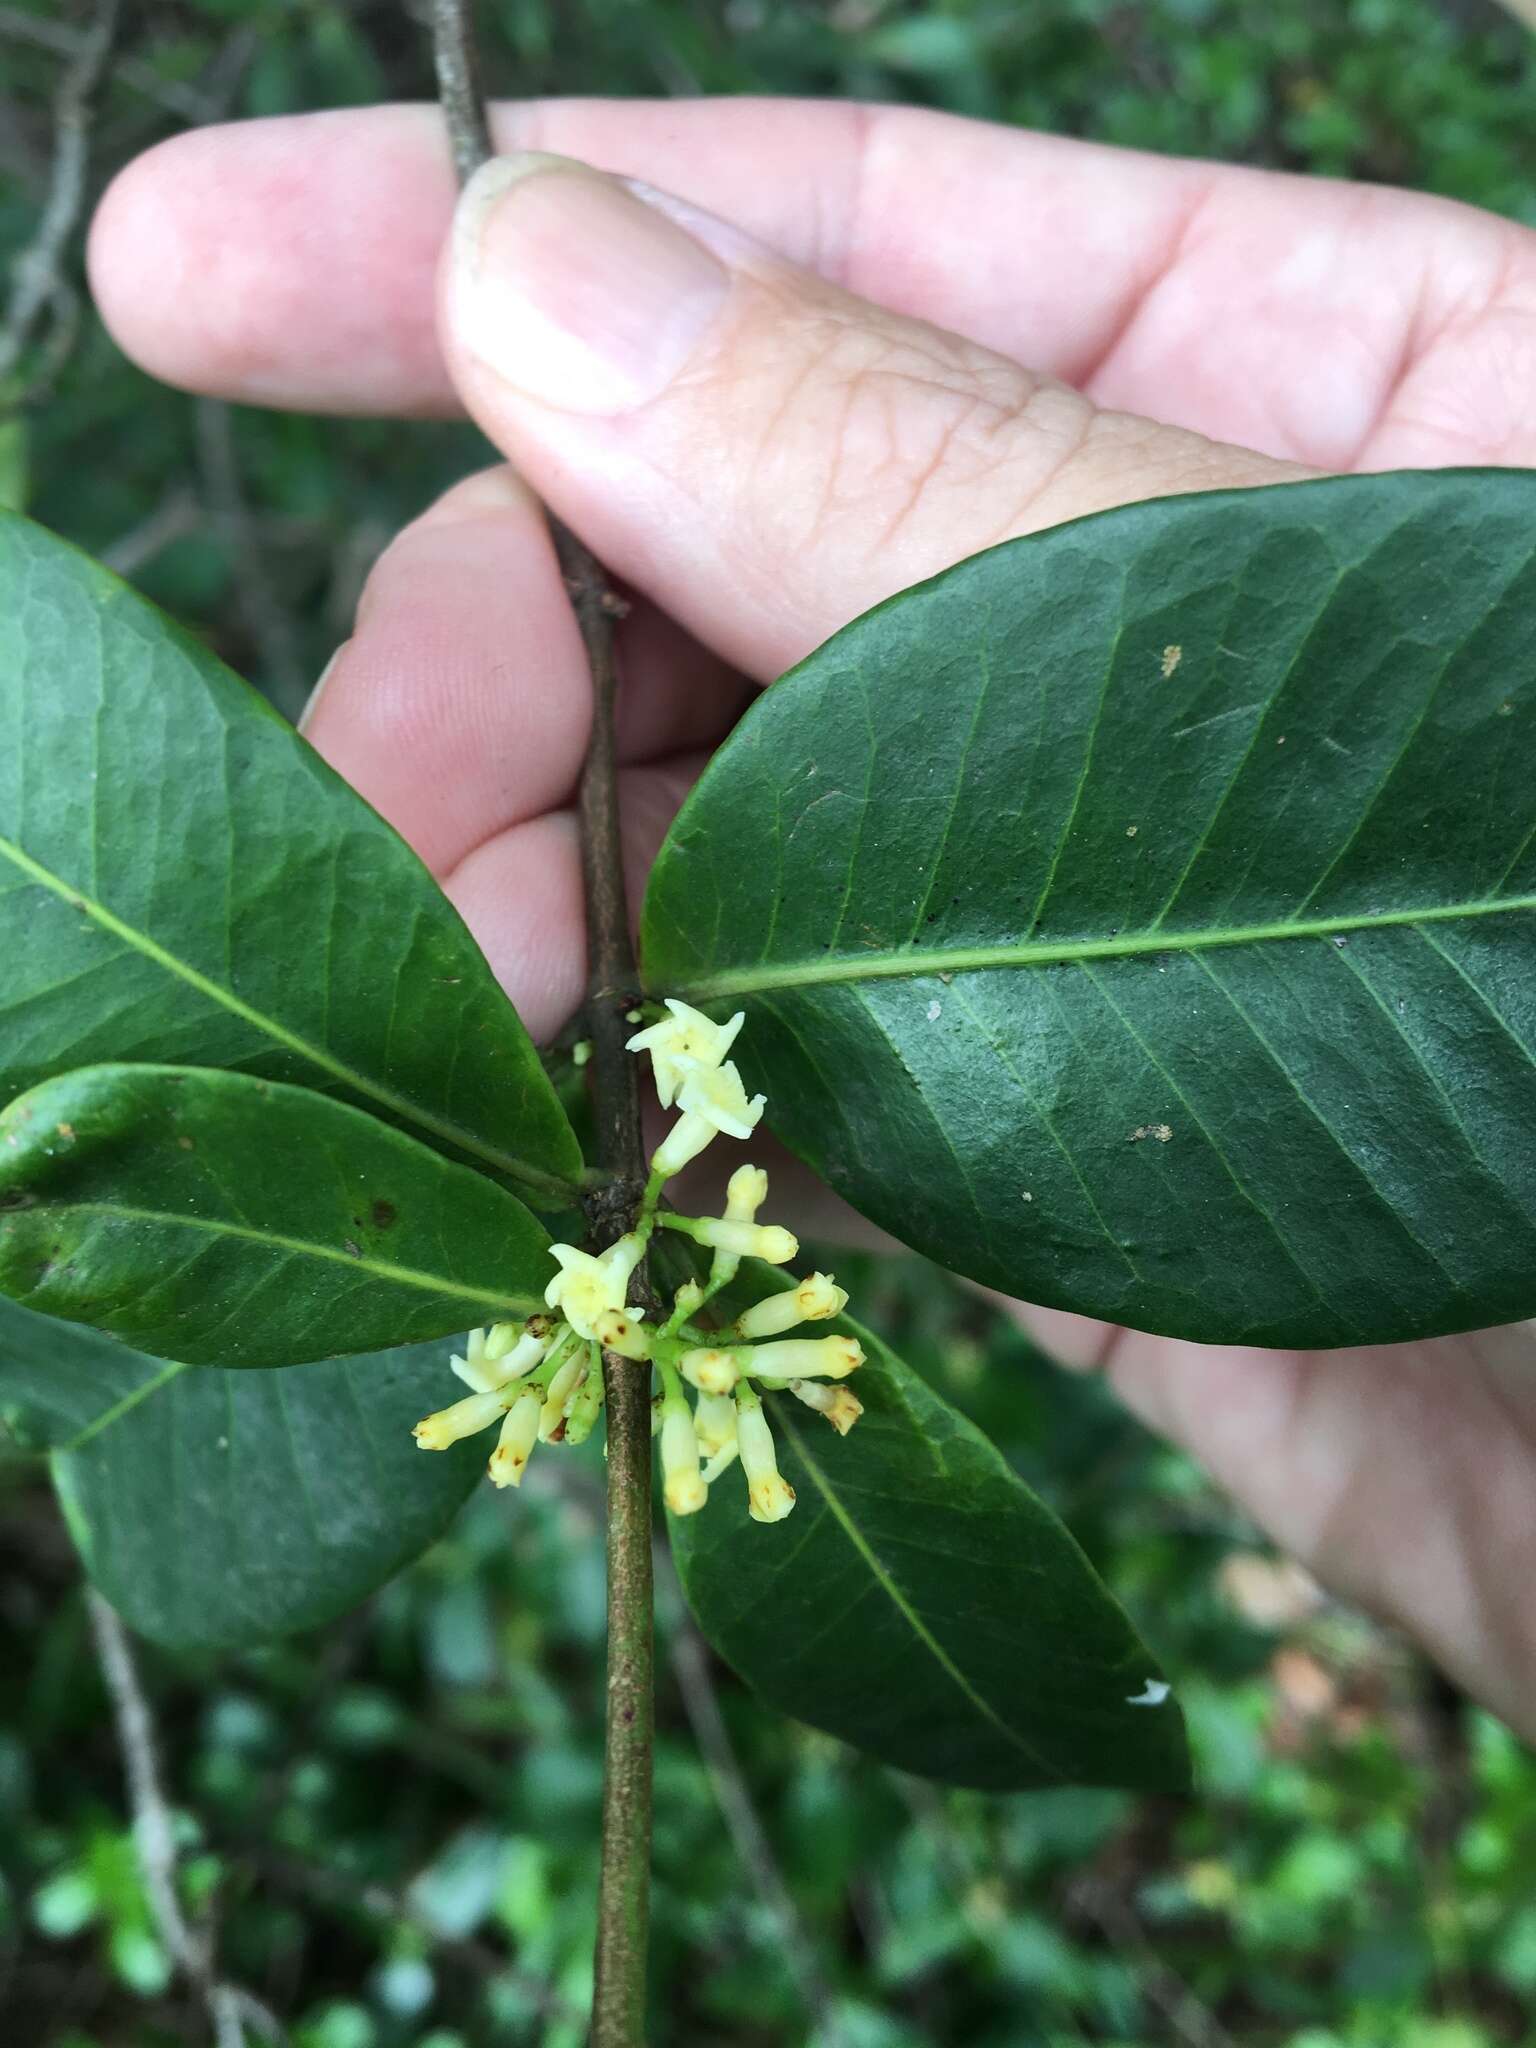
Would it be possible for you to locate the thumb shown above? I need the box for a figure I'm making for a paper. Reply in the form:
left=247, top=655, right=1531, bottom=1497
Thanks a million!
left=439, top=153, right=1310, bottom=681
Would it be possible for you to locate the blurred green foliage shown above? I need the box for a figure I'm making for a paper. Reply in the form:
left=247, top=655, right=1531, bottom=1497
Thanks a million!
left=6, top=0, right=1536, bottom=2042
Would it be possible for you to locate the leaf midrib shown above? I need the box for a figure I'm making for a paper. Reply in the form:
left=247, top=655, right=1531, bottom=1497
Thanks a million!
left=13, top=1199, right=535, bottom=1315
left=781, top=1405, right=1061, bottom=1781
left=0, top=831, right=575, bottom=1206
left=664, top=890, right=1536, bottom=1003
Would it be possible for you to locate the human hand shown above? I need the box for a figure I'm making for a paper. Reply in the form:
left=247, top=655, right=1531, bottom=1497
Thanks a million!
left=89, top=98, right=1536, bottom=1736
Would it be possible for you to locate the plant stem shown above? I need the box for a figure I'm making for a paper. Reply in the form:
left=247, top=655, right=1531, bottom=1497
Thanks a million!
left=565, top=525, right=656, bottom=2048
left=427, top=7, right=654, bottom=2039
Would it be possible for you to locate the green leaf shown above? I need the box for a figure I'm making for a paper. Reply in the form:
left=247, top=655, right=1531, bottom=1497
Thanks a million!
left=668, top=1287, right=1189, bottom=1792
left=0, top=513, right=580, bottom=1206
left=0, top=1295, right=481, bottom=1651
left=0, top=1065, right=551, bottom=1364
left=643, top=472, right=1536, bottom=1348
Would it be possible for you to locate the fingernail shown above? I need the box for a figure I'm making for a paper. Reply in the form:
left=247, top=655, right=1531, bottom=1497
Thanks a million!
left=448, top=153, right=730, bottom=415
left=298, top=642, right=347, bottom=735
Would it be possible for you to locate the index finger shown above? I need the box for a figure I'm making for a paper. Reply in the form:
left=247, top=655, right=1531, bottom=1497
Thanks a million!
left=90, top=95, right=1525, bottom=468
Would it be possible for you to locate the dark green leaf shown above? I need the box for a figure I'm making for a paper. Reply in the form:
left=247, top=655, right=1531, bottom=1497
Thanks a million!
left=0, top=513, right=580, bottom=1207
left=644, top=472, right=1536, bottom=1347
left=0, top=1064, right=551, bottom=1364
left=669, top=1289, right=1189, bottom=1793
left=0, top=1295, right=480, bottom=1650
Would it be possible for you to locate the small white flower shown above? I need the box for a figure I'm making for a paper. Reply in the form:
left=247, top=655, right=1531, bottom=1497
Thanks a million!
left=626, top=998, right=745, bottom=1108
left=539, top=1350, right=588, bottom=1441
left=678, top=1061, right=765, bottom=1140
left=488, top=1389, right=542, bottom=1488
left=650, top=1062, right=766, bottom=1181
left=412, top=1388, right=511, bottom=1450
left=735, top=1273, right=846, bottom=1339
left=689, top=1217, right=798, bottom=1264
left=660, top=1404, right=708, bottom=1516
left=593, top=1308, right=652, bottom=1361
left=692, top=1390, right=738, bottom=1461
left=723, top=1164, right=768, bottom=1222
left=450, top=1327, right=503, bottom=1393
left=453, top=1322, right=553, bottom=1391
left=679, top=1347, right=741, bottom=1396
left=736, top=1396, right=795, bottom=1523
left=740, top=1334, right=864, bottom=1382
left=544, top=1233, right=645, bottom=1340
left=788, top=1379, right=864, bottom=1435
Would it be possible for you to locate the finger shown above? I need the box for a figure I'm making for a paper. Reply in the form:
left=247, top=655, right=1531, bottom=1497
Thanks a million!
left=436, top=154, right=1305, bottom=680
left=88, top=99, right=1536, bottom=469
left=303, top=464, right=742, bottom=876
left=445, top=754, right=700, bottom=1043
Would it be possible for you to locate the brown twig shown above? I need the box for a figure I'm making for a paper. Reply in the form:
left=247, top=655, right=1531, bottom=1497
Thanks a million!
left=86, top=1590, right=287, bottom=2048
left=426, top=6, right=656, bottom=2041
left=0, top=0, right=118, bottom=402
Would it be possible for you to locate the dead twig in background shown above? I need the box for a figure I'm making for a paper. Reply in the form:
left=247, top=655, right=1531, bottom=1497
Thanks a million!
left=0, top=0, right=118, bottom=401
left=195, top=397, right=310, bottom=719
left=656, top=1552, right=841, bottom=2038
left=86, top=1590, right=287, bottom=2048
left=0, top=4, right=206, bottom=123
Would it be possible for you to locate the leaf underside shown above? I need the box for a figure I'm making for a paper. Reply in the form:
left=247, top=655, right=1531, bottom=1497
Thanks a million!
left=667, top=1260, right=1189, bottom=1793
left=0, top=1295, right=479, bottom=1651
left=0, top=1064, right=551, bottom=1365
left=644, top=472, right=1536, bottom=1348
left=0, top=512, right=580, bottom=1206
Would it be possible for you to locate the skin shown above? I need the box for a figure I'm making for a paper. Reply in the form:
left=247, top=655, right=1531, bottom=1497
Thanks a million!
left=89, top=97, right=1536, bottom=1737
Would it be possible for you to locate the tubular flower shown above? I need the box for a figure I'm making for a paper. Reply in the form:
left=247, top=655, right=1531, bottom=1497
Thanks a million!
left=414, top=992, right=868, bottom=1527
left=735, top=1273, right=847, bottom=1339
left=450, top=1320, right=551, bottom=1393
left=650, top=1061, right=765, bottom=1180
left=736, top=1391, right=795, bottom=1524
left=683, top=1216, right=798, bottom=1264
left=488, top=1389, right=542, bottom=1488
left=740, top=1335, right=865, bottom=1383
left=660, top=1402, right=708, bottom=1516
left=593, top=1308, right=652, bottom=1361
left=538, top=1349, right=588, bottom=1441
left=625, top=998, right=744, bottom=1108
left=544, top=1233, right=645, bottom=1340
left=679, top=1347, right=742, bottom=1395
left=708, top=1164, right=769, bottom=1287
left=412, top=1388, right=511, bottom=1450
left=692, top=1391, right=738, bottom=1462
left=789, top=1379, right=864, bottom=1435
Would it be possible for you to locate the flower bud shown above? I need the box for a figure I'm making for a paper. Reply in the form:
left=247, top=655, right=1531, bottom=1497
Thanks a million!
left=690, top=1217, right=798, bottom=1263
left=789, top=1379, right=864, bottom=1435
left=679, top=1347, right=741, bottom=1395
left=741, top=1334, right=864, bottom=1382
left=488, top=1389, right=541, bottom=1487
left=736, top=1399, right=795, bottom=1523
left=724, top=1165, right=769, bottom=1222
left=692, top=1390, right=738, bottom=1461
left=650, top=1109, right=718, bottom=1181
left=660, top=1406, right=708, bottom=1516
left=670, top=1279, right=705, bottom=1324
left=413, top=1388, right=508, bottom=1450
left=563, top=1365, right=605, bottom=1447
left=539, top=1351, right=587, bottom=1441
left=736, top=1273, right=847, bottom=1339
left=593, top=1309, right=652, bottom=1361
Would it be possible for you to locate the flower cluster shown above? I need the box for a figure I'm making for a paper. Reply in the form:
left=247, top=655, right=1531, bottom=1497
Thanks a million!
left=412, top=1001, right=865, bottom=1522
